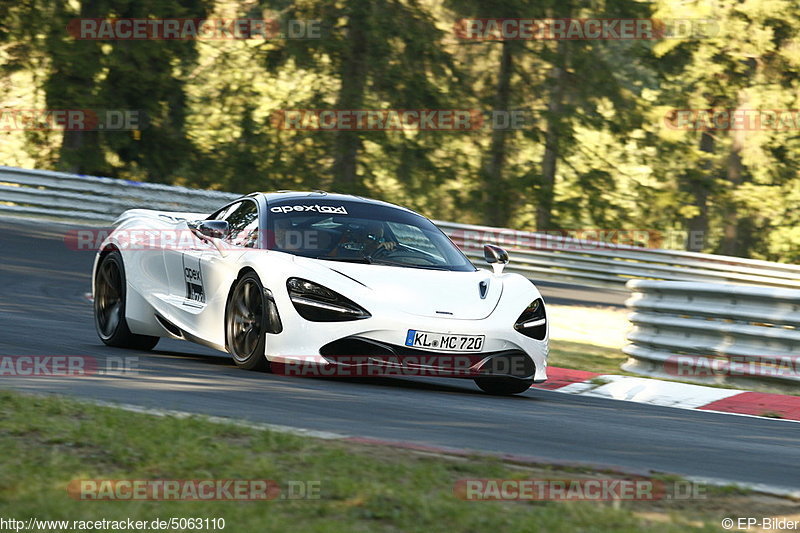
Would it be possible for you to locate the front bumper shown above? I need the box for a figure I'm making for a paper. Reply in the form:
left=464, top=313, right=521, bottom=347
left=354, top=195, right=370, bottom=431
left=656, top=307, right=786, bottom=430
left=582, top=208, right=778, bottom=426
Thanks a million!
left=317, top=337, right=540, bottom=380
left=266, top=311, right=549, bottom=382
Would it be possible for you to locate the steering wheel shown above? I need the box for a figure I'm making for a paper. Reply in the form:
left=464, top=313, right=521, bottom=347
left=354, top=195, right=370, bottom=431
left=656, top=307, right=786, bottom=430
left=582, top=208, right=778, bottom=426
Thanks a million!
left=369, top=243, right=391, bottom=259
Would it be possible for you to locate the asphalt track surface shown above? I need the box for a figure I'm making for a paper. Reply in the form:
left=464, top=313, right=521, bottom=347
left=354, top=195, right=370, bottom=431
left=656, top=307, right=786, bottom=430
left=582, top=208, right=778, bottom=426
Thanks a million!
left=0, top=218, right=797, bottom=492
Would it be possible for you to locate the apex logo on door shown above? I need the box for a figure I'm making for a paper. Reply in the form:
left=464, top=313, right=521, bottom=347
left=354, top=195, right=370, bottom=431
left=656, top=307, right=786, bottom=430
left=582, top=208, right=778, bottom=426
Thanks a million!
left=182, top=255, right=205, bottom=305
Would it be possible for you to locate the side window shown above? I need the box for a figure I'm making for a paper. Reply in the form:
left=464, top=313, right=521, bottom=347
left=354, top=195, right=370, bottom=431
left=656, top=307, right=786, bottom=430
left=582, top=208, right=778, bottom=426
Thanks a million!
left=221, top=201, right=260, bottom=248
left=209, top=202, right=238, bottom=221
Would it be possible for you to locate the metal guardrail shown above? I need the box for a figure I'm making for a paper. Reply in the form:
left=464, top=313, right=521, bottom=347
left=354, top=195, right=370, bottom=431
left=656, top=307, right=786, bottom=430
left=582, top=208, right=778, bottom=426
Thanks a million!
left=439, top=220, right=800, bottom=290
left=1, top=165, right=799, bottom=290
left=0, top=166, right=238, bottom=221
left=622, top=280, right=800, bottom=386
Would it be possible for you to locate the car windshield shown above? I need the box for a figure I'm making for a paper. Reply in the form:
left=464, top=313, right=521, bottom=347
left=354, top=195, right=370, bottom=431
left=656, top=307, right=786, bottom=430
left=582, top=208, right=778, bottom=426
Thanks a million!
left=265, top=200, right=476, bottom=272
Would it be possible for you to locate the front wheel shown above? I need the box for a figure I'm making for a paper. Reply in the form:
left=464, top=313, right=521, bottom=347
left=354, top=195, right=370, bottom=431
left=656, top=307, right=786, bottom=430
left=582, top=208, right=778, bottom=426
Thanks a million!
left=474, top=377, right=534, bottom=395
left=94, top=250, right=160, bottom=350
left=226, top=273, right=270, bottom=371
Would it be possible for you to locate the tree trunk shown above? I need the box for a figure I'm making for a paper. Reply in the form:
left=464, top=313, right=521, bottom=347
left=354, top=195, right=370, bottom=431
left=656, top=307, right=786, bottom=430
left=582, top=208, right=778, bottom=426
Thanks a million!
left=683, top=131, right=714, bottom=252
left=720, top=91, right=748, bottom=256
left=536, top=39, right=568, bottom=231
left=54, top=0, right=102, bottom=174
left=331, top=2, right=369, bottom=194
left=481, top=40, right=514, bottom=227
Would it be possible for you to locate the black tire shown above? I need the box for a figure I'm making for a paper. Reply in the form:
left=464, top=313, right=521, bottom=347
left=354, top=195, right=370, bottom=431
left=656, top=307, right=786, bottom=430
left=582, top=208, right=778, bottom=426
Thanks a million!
left=94, top=250, right=160, bottom=350
left=226, top=272, right=271, bottom=371
left=474, top=377, right=534, bottom=395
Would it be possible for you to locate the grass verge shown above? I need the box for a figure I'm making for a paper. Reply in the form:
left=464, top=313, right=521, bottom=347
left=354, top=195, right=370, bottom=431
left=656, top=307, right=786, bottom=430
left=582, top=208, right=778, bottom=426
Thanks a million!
left=549, top=339, right=630, bottom=375
left=2, top=390, right=797, bottom=532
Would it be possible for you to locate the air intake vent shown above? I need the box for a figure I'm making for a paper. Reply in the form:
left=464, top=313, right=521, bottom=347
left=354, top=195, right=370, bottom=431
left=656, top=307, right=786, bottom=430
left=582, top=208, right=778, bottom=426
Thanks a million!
left=155, top=314, right=183, bottom=337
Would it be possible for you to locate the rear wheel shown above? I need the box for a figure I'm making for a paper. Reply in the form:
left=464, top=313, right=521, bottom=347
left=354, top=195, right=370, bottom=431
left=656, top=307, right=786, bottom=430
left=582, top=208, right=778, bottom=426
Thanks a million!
left=226, top=273, right=270, bottom=371
left=94, top=250, right=160, bottom=350
left=474, top=377, right=534, bottom=395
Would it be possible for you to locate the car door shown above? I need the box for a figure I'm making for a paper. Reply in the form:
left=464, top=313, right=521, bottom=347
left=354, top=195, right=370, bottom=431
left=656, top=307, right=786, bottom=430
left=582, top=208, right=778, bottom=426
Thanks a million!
left=163, top=199, right=261, bottom=346
left=163, top=202, right=235, bottom=308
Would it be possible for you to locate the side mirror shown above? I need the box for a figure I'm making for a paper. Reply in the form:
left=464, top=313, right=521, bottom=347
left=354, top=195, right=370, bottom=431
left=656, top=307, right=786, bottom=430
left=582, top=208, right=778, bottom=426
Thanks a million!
left=195, top=220, right=229, bottom=239
left=484, top=244, right=509, bottom=275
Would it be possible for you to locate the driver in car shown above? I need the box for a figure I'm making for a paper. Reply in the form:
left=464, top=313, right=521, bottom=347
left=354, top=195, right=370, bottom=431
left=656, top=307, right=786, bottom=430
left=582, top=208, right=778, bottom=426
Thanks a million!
left=334, top=221, right=397, bottom=257
left=364, top=221, right=397, bottom=254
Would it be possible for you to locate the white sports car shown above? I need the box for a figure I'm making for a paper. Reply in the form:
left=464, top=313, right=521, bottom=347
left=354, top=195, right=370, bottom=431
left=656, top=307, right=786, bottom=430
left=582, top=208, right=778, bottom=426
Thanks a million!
left=92, top=192, right=549, bottom=394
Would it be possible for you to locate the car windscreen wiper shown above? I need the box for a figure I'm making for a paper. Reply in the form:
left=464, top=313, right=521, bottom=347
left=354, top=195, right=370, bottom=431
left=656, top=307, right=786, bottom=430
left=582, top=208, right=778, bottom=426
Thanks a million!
left=315, top=256, right=373, bottom=264
left=367, top=258, right=450, bottom=270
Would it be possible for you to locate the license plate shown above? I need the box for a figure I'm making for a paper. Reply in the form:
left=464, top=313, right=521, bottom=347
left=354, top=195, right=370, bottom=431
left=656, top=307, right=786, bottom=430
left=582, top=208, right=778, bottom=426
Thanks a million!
left=405, top=330, right=485, bottom=352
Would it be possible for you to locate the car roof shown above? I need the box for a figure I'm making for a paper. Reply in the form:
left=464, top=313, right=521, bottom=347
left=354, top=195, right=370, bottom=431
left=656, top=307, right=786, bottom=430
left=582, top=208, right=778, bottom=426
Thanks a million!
left=250, top=191, right=419, bottom=215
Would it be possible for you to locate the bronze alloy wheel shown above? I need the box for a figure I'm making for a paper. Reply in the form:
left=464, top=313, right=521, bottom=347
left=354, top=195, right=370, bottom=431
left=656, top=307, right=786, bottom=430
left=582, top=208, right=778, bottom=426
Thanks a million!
left=226, top=273, right=270, bottom=371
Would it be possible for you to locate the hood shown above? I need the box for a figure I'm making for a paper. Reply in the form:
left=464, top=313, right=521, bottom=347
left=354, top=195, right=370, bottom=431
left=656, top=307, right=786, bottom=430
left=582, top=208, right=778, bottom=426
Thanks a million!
left=295, top=257, right=502, bottom=320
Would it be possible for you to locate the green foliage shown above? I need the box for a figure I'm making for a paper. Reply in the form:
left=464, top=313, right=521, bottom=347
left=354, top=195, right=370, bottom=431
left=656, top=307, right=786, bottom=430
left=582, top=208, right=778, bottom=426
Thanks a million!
left=2, top=0, right=799, bottom=261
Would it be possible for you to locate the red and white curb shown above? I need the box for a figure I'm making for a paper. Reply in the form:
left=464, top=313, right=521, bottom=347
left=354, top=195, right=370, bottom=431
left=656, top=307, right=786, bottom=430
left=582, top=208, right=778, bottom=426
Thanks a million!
left=535, top=368, right=800, bottom=422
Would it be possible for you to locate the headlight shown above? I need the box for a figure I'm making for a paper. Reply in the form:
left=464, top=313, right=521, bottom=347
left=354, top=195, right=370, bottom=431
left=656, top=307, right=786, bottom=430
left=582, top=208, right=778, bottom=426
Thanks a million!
left=287, top=278, right=371, bottom=322
left=514, top=298, right=547, bottom=340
